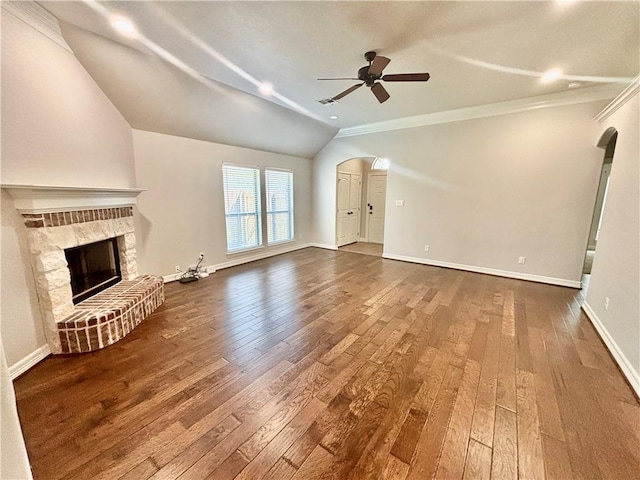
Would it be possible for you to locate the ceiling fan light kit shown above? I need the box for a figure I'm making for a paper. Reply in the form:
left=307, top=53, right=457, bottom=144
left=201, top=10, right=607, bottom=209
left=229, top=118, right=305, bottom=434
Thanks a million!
left=318, top=51, right=431, bottom=104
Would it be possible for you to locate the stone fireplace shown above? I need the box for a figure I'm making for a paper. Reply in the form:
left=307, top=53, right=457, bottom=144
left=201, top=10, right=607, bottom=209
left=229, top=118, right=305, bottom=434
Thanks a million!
left=3, top=185, right=164, bottom=354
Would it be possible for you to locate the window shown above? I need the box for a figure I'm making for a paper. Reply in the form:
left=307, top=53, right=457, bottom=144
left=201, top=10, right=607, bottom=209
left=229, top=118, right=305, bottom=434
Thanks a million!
left=222, top=165, right=262, bottom=252
left=265, top=169, right=294, bottom=244
left=371, top=157, right=390, bottom=170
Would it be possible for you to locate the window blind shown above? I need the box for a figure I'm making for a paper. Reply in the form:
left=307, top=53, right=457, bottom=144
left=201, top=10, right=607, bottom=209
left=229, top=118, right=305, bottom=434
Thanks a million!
left=265, top=169, right=294, bottom=244
left=222, top=165, right=262, bottom=252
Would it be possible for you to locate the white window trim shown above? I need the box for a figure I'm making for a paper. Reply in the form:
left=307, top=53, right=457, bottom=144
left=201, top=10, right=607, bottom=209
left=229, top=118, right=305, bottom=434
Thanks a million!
left=222, top=164, right=262, bottom=254
left=265, top=168, right=294, bottom=245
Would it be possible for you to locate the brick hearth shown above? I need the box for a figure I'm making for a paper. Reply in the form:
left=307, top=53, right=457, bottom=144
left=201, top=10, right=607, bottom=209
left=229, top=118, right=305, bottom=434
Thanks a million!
left=57, top=275, right=164, bottom=353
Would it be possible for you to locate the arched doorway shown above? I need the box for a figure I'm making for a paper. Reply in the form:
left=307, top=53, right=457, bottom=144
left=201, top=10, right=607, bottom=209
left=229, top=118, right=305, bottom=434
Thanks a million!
left=335, top=157, right=387, bottom=257
left=583, top=128, right=618, bottom=285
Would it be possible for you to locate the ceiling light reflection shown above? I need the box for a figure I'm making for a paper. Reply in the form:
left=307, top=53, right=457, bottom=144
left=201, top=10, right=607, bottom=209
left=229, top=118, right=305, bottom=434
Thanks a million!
left=424, top=43, right=634, bottom=84
left=111, top=17, right=137, bottom=37
left=541, top=69, right=562, bottom=83
left=146, top=3, right=324, bottom=122
left=81, top=0, right=225, bottom=93
left=259, top=82, right=274, bottom=96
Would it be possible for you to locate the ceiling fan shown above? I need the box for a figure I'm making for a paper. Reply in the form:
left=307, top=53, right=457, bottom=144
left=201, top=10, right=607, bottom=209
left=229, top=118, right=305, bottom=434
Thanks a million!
left=318, top=51, right=430, bottom=104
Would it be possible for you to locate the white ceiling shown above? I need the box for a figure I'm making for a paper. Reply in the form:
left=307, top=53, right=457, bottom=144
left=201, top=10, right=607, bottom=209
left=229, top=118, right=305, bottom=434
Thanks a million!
left=38, top=0, right=638, bottom=153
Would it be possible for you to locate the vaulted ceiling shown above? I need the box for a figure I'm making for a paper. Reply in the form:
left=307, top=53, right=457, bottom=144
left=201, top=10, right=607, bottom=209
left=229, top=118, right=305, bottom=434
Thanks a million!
left=40, top=0, right=639, bottom=157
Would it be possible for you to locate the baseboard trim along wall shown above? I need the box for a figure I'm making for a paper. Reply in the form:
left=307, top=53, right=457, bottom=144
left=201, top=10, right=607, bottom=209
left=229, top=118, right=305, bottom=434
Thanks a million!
left=9, top=344, right=51, bottom=380
left=382, top=253, right=582, bottom=289
left=163, top=242, right=315, bottom=283
left=163, top=265, right=217, bottom=283
left=582, top=302, right=640, bottom=398
left=215, top=243, right=311, bottom=271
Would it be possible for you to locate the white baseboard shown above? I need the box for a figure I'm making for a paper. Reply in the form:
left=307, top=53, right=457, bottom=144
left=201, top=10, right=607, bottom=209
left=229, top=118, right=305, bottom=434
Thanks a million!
left=308, top=243, right=338, bottom=251
left=162, top=264, right=217, bottom=284
left=9, top=344, right=51, bottom=380
left=162, top=272, right=181, bottom=283
left=382, top=253, right=582, bottom=288
left=582, top=302, right=640, bottom=398
left=163, top=243, right=338, bottom=283
left=359, top=236, right=368, bottom=243
left=215, top=242, right=312, bottom=271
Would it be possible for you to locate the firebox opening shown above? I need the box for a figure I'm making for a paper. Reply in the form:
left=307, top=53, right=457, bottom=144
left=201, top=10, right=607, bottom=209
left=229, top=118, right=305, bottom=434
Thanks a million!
left=65, top=238, right=122, bottom=304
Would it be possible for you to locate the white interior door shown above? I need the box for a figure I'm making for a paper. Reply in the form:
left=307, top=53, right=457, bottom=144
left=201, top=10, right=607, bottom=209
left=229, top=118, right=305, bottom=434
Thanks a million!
left=336, top=172, right=362, bottom=247
left=367, top=173, right=387, bottom=244
left=347, top=174, right=362, bottom=244
left=336, top=172, right=350, bottom=246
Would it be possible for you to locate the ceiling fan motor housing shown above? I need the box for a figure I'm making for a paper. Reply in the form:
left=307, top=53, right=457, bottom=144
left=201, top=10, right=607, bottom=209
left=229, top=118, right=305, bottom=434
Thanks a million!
left=364, top=51, right=377, bottom=63
left=358, top=65, right=379, bottom=86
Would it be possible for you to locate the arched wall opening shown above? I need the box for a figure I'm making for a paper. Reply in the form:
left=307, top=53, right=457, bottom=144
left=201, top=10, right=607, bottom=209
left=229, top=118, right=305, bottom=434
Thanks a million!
left=335, top=157, right=388, bottom=255
left=582, top=128, right=618, bottom=284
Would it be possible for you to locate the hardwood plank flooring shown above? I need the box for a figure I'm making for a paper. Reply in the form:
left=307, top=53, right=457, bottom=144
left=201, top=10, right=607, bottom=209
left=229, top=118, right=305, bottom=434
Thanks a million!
left=338, top=242, right=383, bottom=257
left=14, top=247, right=639, bottom=479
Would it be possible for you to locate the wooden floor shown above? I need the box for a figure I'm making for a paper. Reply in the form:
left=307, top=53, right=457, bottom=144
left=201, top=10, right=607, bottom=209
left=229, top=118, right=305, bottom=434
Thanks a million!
left=339, top=242, right=383, bottom=257
left=14, top=248, right=640, bottom=480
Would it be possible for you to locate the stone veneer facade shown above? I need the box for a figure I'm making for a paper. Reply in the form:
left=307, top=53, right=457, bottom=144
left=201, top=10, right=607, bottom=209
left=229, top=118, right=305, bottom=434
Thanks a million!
left=20, top=206, right=162, bottom=353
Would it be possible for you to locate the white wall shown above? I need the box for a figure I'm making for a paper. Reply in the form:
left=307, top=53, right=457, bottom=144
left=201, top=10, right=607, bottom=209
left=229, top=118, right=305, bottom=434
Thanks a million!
left=584, top=91, right=639, bottom=394
left=1, top=11, right=135, bottom=188
left=312, top=101, right=608, bottom=285
left=0, top=10, right=136, bottom=370
left=132, top=130, right=314, bottom=277
left=0, top=191, right=46, bottom=368
left=0, top=341, right=32, bottom=479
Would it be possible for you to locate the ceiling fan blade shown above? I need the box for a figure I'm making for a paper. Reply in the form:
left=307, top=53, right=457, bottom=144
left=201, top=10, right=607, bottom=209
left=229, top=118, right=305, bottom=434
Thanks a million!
left=371, top=83, right=390, bottom=103
left=332, top=83, right=364, bottom=100
left=381, top=73, right=431, bottom=82
left=317, top=77, right=360, bottom=81
left=368, top=56, right=391, bottom=76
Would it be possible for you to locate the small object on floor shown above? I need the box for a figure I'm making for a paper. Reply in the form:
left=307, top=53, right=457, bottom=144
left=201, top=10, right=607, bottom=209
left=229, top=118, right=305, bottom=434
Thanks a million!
left=179, top=274, right=198, bottom=283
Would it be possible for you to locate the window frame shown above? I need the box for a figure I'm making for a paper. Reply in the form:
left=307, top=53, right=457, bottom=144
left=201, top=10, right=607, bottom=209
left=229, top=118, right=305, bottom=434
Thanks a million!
left=222, top=163, right=263, bottom=254
left=371, top=157, right=390, bottom=170
left=265, top=168, right=295, bottom=245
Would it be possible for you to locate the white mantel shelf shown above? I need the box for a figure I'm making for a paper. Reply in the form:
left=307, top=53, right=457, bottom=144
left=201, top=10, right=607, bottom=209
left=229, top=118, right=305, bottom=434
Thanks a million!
left=1, top=184, right=146, bottom=213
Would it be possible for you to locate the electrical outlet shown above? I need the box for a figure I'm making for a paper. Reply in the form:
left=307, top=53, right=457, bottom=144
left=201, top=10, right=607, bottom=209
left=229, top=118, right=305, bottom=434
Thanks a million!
left=518, top=256, right=526, bottom=265
left=175, top=265, right=181, bottom=273
left=424, top=245, right=430, bottom=252
left=604, top=297, right=610, bottom=311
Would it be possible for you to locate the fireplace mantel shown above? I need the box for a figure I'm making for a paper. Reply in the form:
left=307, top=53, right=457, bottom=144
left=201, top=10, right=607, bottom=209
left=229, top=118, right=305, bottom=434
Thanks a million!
left=1, top=184, right=145, bottom=213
